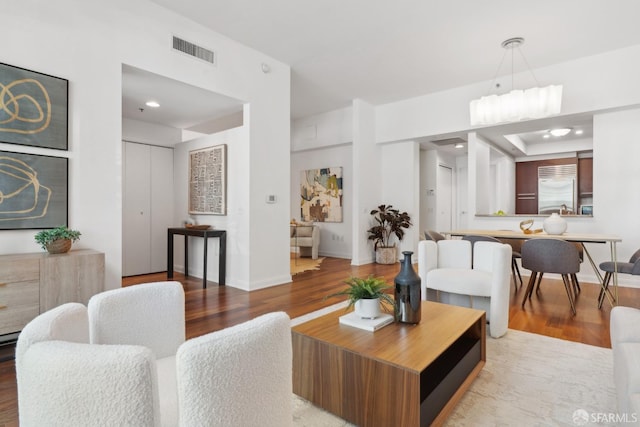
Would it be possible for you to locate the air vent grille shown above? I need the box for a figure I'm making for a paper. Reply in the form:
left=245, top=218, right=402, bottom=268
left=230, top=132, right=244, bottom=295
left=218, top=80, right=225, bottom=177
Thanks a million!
left=430, top=137, right=467, bottom=147
left=538, top=164, right=577, bottom=179
left=172, top=36, right=216, bottom=65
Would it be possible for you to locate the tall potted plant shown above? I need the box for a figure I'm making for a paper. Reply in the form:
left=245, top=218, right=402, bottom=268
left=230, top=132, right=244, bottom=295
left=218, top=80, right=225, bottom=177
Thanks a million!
left=367, top=204, right=412, bottom=264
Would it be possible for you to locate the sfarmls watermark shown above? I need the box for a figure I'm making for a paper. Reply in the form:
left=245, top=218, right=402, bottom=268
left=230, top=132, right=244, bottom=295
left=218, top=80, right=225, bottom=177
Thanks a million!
left=573, top=409, right=638, bottom=425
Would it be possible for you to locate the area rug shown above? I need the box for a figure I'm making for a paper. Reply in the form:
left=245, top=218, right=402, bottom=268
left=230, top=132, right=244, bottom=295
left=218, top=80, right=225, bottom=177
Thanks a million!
left=291, top=254, right=325, bottom=275
left=290, top=304, right=616, bottom=426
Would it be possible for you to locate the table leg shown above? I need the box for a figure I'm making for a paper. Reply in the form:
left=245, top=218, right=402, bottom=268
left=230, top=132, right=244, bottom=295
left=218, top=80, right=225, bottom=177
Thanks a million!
left=184, top=236, right=189, bottom=277
left=167, top=230, right=174, bottom=278
left=219, top=232, right=226, bottom=286
left=203, top=237, right=208, bottom=289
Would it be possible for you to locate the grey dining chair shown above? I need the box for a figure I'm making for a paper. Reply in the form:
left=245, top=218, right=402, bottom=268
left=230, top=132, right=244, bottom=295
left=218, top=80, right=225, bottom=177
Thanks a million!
left=532, top=242, right=584, bottom=295
left=424, top=230, right=446, bottom=242
left=463, top=235, right=521, bottom=290
left=521, top=239, right=581, bottom=315
left=598, top=248, right=640, bottom=308
left=499, top=238, right=524, bottom=288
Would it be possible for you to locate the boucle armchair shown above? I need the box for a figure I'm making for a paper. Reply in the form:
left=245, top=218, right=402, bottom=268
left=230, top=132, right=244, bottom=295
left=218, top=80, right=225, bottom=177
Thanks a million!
left=418, top=239, right=512, bottom=338
left=290, top=224, right=320, bottom=259
left=16, top=281, right=293, bottom=427
left=610, top=306, right=640, bottom=419
left=16, top=302, right=161, bottom=427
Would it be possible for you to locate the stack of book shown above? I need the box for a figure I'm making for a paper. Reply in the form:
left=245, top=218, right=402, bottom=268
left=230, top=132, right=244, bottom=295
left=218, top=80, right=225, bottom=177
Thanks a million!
left=339, top=312, right=394, bottom=332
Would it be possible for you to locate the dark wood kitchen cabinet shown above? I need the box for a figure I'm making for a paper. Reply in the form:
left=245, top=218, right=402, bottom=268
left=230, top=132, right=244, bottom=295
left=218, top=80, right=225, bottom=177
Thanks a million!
left=578, top=157, right=593, bottom=197
left=515, top=161, right=538, bottom=214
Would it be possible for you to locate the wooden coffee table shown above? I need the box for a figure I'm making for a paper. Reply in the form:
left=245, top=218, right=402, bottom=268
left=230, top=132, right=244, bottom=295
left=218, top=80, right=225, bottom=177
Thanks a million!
left=292, top=301, right=486, bottom=427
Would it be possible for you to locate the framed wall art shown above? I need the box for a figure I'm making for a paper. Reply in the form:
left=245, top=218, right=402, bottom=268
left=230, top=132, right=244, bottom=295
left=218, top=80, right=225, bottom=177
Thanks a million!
left=189, top=144, right=227, bottom=215
left=0, top=62, right=68, bottom=150
left=300, top=166, right=343, bottom=222
left=0, top=150, right=68, bottom=229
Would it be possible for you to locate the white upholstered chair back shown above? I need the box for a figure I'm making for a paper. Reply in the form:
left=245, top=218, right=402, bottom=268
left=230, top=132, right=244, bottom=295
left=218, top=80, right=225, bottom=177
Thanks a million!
left=88, top=281, right=185, bottom=359
left=177, top=311, right=293, bottom=427
left=16, top=303, right=161, bottom=427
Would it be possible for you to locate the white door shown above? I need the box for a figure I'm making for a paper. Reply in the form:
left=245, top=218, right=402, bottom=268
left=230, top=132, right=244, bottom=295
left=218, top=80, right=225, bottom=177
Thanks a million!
left=457, top=165, right=468, bottom=229
left=123, top=142, right=151, bottom=276
left=437, top=165, right=453, bottom=232
left=150, top=146, right=174, bottom=273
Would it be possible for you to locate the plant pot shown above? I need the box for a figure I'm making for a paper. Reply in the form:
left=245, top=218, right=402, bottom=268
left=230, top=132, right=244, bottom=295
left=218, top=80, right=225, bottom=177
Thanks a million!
left=46, top=239, right=72, bottom=254
left=375, top=247, right=397, bottom=264
left=355, top=298, right=381, bottom=319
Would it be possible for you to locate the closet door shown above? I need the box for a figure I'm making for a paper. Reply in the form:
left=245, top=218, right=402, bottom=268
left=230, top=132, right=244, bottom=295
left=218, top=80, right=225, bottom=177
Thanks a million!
left=150, top=146, right=174, bottom=273
left=123, top=142, right=152, bottom=276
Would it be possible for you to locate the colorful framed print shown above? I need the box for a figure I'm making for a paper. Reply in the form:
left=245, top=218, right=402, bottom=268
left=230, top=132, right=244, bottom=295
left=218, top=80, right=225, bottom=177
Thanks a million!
left=300, top=166, right=343, bottom=222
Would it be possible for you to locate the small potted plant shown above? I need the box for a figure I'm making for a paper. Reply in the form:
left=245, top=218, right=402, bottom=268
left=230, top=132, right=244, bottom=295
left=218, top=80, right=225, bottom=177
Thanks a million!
left=35, top=225, right=81, bottom=254
left=367, top=204, right=412, bottom=264
left=325, top=275, right=395, bottom=319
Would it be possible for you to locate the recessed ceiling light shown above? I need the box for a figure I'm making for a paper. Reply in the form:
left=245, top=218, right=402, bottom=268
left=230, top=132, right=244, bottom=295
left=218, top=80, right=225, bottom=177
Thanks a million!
left=145, top=101, right=160, bottom=108
left=549, top=128, right=571, bottom=137
left=454, top=143, right=464, bottom=149
left=575, top=129, right=584, bottom=135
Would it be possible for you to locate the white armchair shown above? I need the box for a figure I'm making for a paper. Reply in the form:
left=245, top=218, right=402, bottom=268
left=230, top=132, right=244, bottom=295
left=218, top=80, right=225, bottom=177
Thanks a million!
left=290, top=224, right=320, bottom=259
left=16, top=282, right=293, bottom=427
left=418, top=240, right=512, bottom=338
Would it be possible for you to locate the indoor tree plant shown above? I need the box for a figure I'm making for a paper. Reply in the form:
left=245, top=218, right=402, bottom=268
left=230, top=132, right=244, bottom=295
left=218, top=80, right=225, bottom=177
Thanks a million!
left=325, top=275, right=395, bottom=319
left=35, top=225, right=81, bottom=254
left=367, top=204, right=412, bottom=264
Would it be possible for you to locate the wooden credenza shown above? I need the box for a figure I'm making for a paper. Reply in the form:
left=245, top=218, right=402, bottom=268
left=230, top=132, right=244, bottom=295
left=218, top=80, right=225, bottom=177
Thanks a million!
left=0, top=249, right=105, bottom=337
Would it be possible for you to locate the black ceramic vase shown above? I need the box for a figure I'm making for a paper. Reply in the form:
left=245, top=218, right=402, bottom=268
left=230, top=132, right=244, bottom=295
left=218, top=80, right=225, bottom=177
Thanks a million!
left=394, top=251, right=421, bottom=324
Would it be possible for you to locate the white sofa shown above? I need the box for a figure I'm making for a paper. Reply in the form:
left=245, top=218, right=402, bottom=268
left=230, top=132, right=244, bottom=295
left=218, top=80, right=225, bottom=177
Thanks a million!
left=16, top=281, right=293, bottom=427
left=290, top=224, right=320, bottom=259
left=418, top=239, right=512, bottom=338
left=610, top=306, right=640, bottom=420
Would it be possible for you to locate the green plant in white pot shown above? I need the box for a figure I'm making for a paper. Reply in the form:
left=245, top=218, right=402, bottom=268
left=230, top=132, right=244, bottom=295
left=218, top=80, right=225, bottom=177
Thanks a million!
left=367, top=204, right=412, bottom=264
left=325, top=275, right=395, bottom=319
left=35, top=226, right=81, bottom=254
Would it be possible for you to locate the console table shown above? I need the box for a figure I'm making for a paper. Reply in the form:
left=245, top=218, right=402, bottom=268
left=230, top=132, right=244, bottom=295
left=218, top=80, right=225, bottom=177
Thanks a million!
left=167, top=228, right=226, bottom=288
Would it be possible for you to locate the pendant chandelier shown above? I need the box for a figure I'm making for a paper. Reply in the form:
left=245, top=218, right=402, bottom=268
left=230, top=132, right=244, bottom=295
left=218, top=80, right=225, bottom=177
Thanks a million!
left=469, top=37, right=562, bottom=126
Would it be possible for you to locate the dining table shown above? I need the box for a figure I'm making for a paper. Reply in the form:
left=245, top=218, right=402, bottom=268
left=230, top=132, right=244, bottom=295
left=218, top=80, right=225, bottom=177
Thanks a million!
left=445, top=229, right=622, bottom=307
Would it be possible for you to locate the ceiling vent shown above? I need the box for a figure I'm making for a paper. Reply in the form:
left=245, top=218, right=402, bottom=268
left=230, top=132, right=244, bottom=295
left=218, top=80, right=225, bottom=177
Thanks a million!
left=172, top=36, right=216, bottom=65
left=430, top=137, right=467, bottom=147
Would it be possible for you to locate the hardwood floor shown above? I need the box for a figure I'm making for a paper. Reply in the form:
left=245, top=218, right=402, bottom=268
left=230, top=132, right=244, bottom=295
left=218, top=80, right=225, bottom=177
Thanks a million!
left=1, top=256, right=639, bottom=426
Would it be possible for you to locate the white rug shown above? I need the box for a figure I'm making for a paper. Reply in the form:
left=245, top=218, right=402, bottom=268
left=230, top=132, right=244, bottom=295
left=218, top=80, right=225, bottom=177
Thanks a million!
left=290, top=305, right=616, bottom=426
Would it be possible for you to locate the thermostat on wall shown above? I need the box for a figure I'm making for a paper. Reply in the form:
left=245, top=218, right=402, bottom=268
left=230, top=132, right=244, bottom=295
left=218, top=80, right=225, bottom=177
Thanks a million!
left=266, top=195, right=277, bottom=204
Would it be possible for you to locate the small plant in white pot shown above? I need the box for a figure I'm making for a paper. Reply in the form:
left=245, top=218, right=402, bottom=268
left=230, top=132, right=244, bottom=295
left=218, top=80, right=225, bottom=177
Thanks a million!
left=325, top=275, right=395, bottom=319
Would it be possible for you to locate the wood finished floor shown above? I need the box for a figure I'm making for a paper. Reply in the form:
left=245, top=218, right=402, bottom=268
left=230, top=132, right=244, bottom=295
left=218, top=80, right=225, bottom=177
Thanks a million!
left=1, top=256, right=639, bottom=426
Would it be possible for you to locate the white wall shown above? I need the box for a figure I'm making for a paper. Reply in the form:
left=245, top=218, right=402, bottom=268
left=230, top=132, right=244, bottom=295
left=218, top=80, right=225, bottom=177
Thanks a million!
left=351, top=100, right=381, bottom=265
left=291, top=145, right=352, bottom=258
left=1, top=0, right=290, bottom=290
left=380, top=141, right=421, bottom=259
left=122, top=118, right=182, bottom=147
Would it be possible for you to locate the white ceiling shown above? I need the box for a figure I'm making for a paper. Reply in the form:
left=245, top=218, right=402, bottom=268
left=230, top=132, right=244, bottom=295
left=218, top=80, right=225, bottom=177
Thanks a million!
left=125, top=0, right=640, bottom=153
left=122, top=65, right=243, bottom=130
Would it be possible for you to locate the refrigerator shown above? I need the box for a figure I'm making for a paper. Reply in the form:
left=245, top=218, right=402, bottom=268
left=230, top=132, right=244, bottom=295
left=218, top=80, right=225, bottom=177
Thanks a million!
left=538, top=178, right=575, bottom=215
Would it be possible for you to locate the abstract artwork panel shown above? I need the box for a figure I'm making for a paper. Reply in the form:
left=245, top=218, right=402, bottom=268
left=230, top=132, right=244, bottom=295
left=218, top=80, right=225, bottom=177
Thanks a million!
left=0, top=63, right=68, bottom=150
left=300, top=167, right=343, bottom=222
left=189, top=144, right=226, bottom=215
left=0, top=150, right=68, bottom=229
